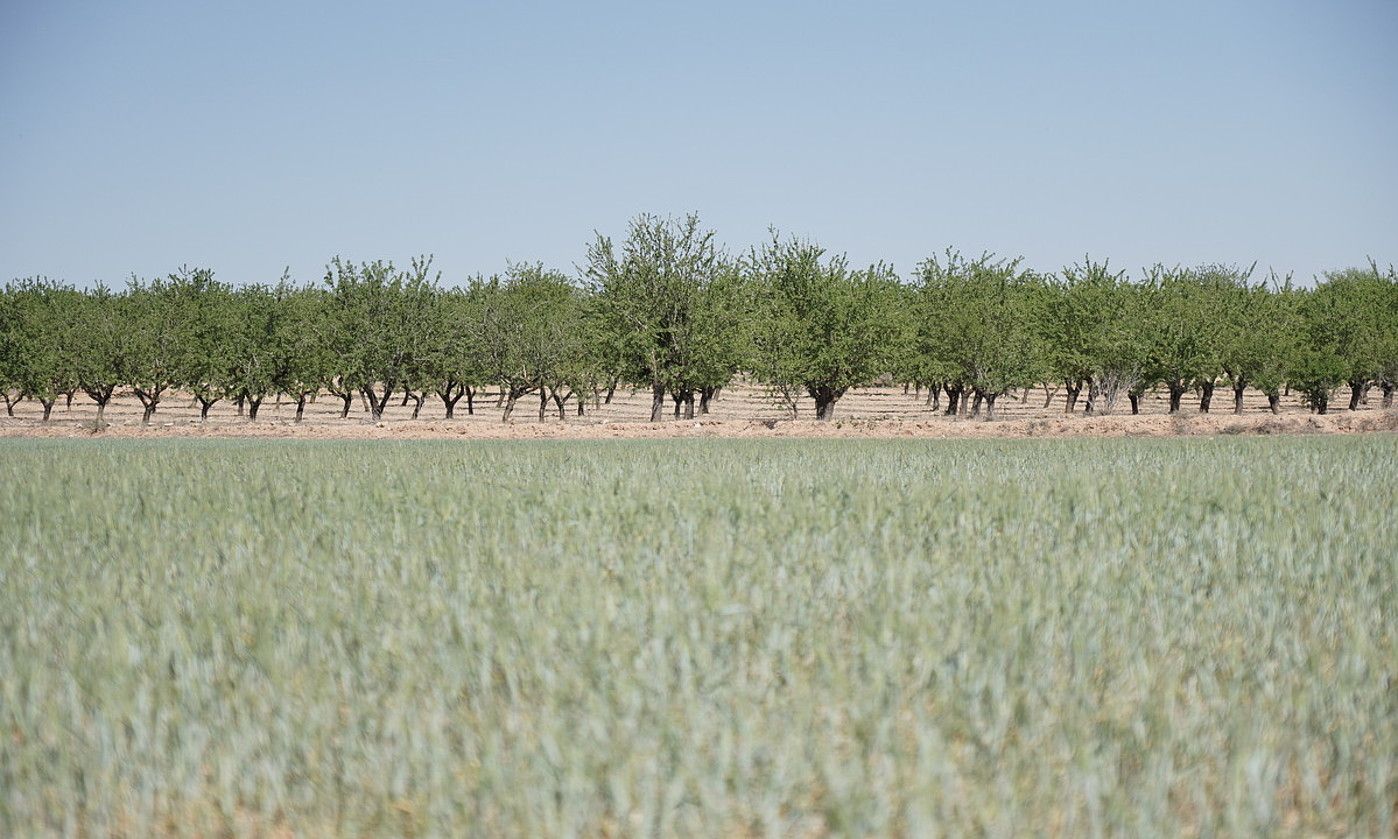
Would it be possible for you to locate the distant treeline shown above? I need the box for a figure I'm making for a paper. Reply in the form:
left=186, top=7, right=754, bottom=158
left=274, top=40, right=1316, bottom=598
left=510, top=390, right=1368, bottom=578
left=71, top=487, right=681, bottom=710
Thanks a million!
left=2, top=214, right=1396, bottom=423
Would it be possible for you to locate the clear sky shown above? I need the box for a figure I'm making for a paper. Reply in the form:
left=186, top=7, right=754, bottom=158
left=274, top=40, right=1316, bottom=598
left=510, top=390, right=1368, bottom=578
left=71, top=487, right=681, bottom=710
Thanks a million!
left=2, top=0, right=1395, bottom=287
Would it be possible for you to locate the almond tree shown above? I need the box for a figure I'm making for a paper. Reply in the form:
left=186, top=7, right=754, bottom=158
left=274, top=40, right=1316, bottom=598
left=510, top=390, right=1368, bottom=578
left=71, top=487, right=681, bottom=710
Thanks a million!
left=477, top=264, right=587, bottom=422
left=749, top=234, right=903, bottom=421
left=413, top=285, right=485, bottom=419
left=71, top=284, right=125, bottom=421
left=1140, top=266, right=1219, bottom=414
left=118, top=271, right=203, bottom=423
left=916, top=251, right=1043, bottom=420
left=172, top=271, right=237, bottom=420
left=323, top=256, right=437, bottom=422
left=1315, top=263, right=1391, bottom=410
left=224, top=284, right=287, bottom=421
left=585, top=213, right=725, bottom=422
left=1378, top=265, right=1398, bottom=407
left=1037, top=258, right=1148, bottom=414
left=0, top=284, right=19, bottom=416
left=271, top=283, right=334, bottom=422
left=4, top=278, right=81, bottom=420
left=1216, top=271, right=1299, bottom=414
left=1290, top=286, right=1348, bottom=413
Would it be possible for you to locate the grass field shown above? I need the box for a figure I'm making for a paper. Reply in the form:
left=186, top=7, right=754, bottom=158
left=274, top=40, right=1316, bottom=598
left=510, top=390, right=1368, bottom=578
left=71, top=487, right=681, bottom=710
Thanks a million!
left=1, top=436, right=1394, bottom=836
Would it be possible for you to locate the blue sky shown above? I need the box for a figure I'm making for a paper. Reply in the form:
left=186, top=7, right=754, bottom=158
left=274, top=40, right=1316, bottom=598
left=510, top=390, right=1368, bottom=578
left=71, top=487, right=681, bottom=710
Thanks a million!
left=2, top=1, right=1395, bottom=287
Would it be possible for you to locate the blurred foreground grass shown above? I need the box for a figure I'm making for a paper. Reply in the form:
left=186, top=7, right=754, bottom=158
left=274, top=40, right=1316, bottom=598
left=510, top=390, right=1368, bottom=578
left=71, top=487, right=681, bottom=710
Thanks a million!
left=1, top=436, right=1394, bottom=836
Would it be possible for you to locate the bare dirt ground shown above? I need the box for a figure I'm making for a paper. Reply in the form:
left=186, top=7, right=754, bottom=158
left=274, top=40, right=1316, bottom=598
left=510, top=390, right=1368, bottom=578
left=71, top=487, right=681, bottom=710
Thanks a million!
left=2, top=381, right=1395, bottom=440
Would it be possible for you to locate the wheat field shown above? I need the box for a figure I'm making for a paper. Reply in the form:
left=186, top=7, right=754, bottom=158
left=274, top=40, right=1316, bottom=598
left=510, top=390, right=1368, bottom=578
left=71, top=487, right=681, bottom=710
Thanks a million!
left=1, top=436, right=1394, bottom=836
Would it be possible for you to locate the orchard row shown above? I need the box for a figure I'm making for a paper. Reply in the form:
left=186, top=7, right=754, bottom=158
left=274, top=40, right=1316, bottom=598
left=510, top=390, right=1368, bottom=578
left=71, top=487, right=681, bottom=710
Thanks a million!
left=2, top=214, right=1395, bottom=423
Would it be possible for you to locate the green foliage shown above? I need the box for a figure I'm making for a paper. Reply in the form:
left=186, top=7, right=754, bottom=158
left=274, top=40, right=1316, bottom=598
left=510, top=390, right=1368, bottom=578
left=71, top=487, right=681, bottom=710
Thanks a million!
left=1, top=436, right=1393, bottom=835
left=1, top=228, right=1394, bottom=423
left=1138, top=266, right=1225, bottom=412
left=1291, top=279, right=1366, bottom=414
left=748, top=234, right=902, bottom=420
left=117, top=270, right=207, bottom=422
left=70, top=284, right=126, bottom=418
left=476, top=264, right=589, bottom=421
left=323, top=256, right=438, bottom=420
left=1037, top=258, right=1151, bottom=413
left=914, top=251, right=1044, bottom=418
left=224, top=284, right=284, bottom=416
left=586, top=213, right=740, bottom=419
left=1310, top=263, right=1395, bottom=409
left=416, top=285, right=488, bottom=418
left=1227, top=273, right=1304, bottom=411
left=271, top=283, right=336, bottom=420
left=1, top=278, right=82, bottom=418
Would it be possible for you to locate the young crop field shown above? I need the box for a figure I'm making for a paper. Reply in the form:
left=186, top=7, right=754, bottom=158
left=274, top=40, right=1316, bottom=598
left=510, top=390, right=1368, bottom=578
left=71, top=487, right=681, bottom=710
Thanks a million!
left=1, top=435, right=1394, bottom=836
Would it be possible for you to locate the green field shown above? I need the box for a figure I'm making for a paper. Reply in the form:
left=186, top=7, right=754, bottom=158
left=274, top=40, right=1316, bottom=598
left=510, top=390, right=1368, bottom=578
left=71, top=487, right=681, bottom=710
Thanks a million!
left=1, top=437, right=1394, bottom=836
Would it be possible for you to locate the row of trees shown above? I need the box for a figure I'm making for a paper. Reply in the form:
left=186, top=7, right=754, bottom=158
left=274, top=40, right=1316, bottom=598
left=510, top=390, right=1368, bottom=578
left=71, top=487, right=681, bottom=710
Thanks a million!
left=2, top=214, right=1395, bottom=423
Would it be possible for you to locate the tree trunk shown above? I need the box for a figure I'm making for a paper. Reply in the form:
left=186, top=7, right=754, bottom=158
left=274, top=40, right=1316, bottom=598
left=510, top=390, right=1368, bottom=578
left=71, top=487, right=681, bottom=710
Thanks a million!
left=2, top=393, right=15, bottom=416
left=576, top=397, right=585, bottom=416
left=1233, top=382, right=1246, bottom=414
left=1167, top=381, right=1186, bottom=414
left=1065, top=381, right=1082, bottom=413
left=410, top=393, right=424, bottom=420
left=605, top=378, right=619, bottom=405
left=362, top=385, right=392, bottom=421
left=649, top=383, right=665, bottom=422
left=339, top=392, right=353, bottom=418
left=235, top=395, right=245, bottom=417
left=65, top=390, right=75, bottom=410
left=1128, top=392, right=1140, bottom=415
left=699, top=386, right=715, bottom=414
left=134, top=393, right=159, bottom=424
left=810, top=386, right=842, bottom=421
left=983, top=392, right=998, bottom=420
left=465, top=386, right=475, bottom=415
left=1348, top=380, right=1365, bottom=411
left=539, top=387, right=548, bottom=422
left=1199, top=381, right=1215, bottom=413
left=553, top=389, right=568, bottom=420
left=95, top=399, right=108, bottom=421
left=943, top=383, right=962, bottom=416
left=1267, top=392, right=1280, bottom=414
left=400, top=390, right=412, bottom=407
left=502, top=392, right=518, bottom=422
left=198, top=398, right=216, bottom=420
left=1382, top=382, right=1394, bottom=409
left=135, top=390, right=161, bottom=424
left=40, top=398, right=55, bottom=421
left=442, top=390, right=462, bottom=419
left=295, top=395, right=307, bottom=423
left=1084, top=379, right=1100, bottom=414
left=970, top=391, right=984, bottom=417
left=682, top=391, right=695, bottom=420
left=247, top=397, right=263, bottom=421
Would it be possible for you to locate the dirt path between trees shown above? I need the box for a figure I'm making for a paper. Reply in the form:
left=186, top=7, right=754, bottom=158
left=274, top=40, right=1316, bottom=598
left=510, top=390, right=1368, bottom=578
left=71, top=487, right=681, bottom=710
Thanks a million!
left=3, top=383, right=1395, bottom=440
